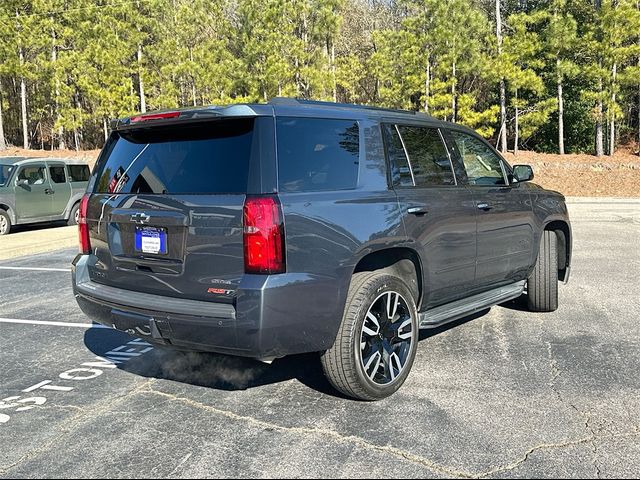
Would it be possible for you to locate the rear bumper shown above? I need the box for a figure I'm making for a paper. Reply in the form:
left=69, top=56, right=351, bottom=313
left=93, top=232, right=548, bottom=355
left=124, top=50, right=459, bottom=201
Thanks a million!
left=72, top=254, right=347, bottom=360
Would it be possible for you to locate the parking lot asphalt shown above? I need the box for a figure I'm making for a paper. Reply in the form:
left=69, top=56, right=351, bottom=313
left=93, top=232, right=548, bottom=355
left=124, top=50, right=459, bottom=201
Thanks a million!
left=0, top=200, right=639, bottom=479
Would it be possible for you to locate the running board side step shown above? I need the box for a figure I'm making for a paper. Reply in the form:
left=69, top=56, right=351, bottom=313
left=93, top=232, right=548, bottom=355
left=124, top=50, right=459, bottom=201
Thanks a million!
left=418, top=280, right=526, bottom=329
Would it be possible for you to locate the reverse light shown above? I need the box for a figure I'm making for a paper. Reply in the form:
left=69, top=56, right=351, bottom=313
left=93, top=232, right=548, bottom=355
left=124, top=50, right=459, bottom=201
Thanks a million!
left=130, top=111, right=181, bottom=123
left=243, top=196, right=285, bottom=274
left=78, top=194, right=91, bottom=254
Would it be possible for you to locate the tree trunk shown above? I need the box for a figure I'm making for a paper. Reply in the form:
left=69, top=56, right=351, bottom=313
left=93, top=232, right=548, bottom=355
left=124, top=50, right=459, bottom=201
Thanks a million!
left=331, top=41, right=337, bottom=103
left=499, top=80, right=507, bottom=152
left=451, top=61, right=457, bottom=123
left=103, top=118, right=109, bottom=142
left=595, top=108, right=604, bottom=156
left=496, top=0, right=507, bottom=153
left=557, top=61, right=565, bottom=155
left=74, top=95, right=81, bottom=151
left=514, top=89, right=519, bottom=156
left=0, top=87, right=6, bottom=150
left=637, top=27, right=640, bottom=147
left=594, top=1, right=603, bottom=156
left=189, top=47, right=197, bottom=107
left=19, top=47, right=29, bottom=149
left=609, top=62, right=617, bottom=156
left=137, top=44, right=146, bottom=113
left=52, top=21, right=65, bottom=150
left=596, top=75, right=604, bottom=157
left=425, top=60, right=430, bottom=113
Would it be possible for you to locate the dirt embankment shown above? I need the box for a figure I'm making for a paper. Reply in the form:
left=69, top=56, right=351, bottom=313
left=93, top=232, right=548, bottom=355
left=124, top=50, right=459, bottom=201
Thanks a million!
left=502, top=149, right=640, bottom=197
left=2, top=147, right=639, bottom=197
left=1, top=147, right=100, bottom=166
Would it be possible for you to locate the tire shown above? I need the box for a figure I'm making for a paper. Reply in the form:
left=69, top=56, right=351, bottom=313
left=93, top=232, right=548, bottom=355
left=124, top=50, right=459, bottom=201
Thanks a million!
left=67, top=203, right=80, bottom=226
left=0, top=210, right=11, bottom=235
left=321, top=272, right=419, bottom=401
left=527, top=230, right=559, bottom=312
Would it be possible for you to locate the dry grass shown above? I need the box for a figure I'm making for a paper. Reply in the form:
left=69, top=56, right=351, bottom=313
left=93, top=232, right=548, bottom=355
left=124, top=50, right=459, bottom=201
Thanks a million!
left=503, top=149, right=640, bottom=197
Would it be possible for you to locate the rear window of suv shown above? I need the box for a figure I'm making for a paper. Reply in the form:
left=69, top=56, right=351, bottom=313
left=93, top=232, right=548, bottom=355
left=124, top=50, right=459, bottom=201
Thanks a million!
left=94, top=119, right=254, bottom=194
left=276, top=117, right=360, bottom=193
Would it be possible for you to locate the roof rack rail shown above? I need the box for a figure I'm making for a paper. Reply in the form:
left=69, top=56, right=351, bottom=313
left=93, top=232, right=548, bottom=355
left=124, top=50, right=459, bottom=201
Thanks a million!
left=269, top=97, right=422, bottom=116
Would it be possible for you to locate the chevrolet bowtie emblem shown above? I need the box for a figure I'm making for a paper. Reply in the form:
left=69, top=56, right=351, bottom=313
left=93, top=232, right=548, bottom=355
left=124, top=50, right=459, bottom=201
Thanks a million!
left=131, top=213, right=150, bottom=224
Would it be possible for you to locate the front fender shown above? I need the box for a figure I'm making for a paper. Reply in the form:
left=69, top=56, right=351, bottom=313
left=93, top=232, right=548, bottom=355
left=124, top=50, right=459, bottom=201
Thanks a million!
left=530, top=190, right=572, bottom=281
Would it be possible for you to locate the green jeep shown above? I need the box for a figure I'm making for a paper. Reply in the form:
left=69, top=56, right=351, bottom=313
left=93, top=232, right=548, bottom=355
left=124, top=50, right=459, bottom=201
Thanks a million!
left=0, top=157, right=90, bottom=235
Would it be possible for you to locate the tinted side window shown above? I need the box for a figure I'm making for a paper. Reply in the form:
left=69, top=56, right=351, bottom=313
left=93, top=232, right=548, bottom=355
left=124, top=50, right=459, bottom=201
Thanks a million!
left=68, top=165, right=90, bottom=182
left=18, top=166, right=46, bottom=185
left=397, top=126, right=454, bottom=186
left=451, top=131, right=506, bottom=186
left=94, top=119, right=254, bottom=194
left=0, top=165, right=14, bottom=187
left=382, top=124, right=413, bottom=187
left=50, top=166, right=67, bottom=184
left=277, top=118, right=359, bottom=193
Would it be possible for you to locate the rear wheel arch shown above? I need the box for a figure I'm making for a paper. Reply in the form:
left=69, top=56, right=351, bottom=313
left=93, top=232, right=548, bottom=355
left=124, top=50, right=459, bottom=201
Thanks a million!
left=352, top=247, right=423, bottom=308
left=67, top=201, right=81, bottom=226
left=66, top=195, right=83, bottom=218
left=543, top=220, right=571, bottom=282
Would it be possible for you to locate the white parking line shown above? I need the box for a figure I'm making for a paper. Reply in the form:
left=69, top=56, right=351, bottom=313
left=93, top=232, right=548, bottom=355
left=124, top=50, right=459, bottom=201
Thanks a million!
left=0, top=266, right=70, bottom=272
left=0, top=318, right=109, bottom=329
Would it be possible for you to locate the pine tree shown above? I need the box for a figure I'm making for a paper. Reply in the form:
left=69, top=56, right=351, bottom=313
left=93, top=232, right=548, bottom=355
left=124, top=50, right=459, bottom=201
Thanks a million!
left=496, top=0, right=508, bottom=152
left=600, top=0, right=640, bottom=155
left=540, top=0, right=579, bottom=154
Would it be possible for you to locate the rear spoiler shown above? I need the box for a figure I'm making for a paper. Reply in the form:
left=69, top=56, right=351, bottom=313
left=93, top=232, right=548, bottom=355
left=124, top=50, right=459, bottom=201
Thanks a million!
left=111, top=104, right=270, bottom=131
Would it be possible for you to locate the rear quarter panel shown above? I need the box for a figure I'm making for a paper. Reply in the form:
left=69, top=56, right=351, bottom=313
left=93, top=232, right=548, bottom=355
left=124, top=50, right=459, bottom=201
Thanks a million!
left=276, top=119, right=406, bottom=352
left=65, top=181, right=88, bottom=218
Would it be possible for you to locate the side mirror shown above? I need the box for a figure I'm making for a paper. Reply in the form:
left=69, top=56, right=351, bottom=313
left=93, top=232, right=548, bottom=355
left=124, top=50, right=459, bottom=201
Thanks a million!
left=512, top=165, right=534, bottom=183
left=16, top=178, right=28, bottom=187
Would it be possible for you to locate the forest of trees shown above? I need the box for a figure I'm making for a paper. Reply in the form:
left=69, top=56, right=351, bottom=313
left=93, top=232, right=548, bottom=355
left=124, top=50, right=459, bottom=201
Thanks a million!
left=0, top=0, right=639, bottom=155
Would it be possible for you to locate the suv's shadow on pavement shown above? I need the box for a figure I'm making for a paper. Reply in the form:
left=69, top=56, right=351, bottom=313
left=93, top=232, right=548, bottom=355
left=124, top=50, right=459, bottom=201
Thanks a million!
left=84, top=308, right=492, bottom=399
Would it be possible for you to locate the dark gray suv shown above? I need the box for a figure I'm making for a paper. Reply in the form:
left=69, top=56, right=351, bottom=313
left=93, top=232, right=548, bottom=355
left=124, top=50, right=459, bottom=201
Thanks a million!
left=72, top=99, right=572, bottom=400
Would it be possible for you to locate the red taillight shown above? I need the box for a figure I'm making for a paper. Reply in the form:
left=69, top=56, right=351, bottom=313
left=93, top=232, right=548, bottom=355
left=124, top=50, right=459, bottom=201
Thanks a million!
left=243, top=196, right=285, bottom=274
left=78, top=194, right=91, bottom=254
left=130, top=111, right=181, bottom=123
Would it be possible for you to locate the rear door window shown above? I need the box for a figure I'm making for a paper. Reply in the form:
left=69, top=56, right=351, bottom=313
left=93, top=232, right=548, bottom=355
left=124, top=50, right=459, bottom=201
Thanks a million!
left=68, top=165, right=90, bottom=182
left=396, top=126, right=455, bottom=186
left=49, top=166, right=67, bottom=184
left=94, top=119, right=255, bottom=194
left=276, top=118, right=359, bottom=193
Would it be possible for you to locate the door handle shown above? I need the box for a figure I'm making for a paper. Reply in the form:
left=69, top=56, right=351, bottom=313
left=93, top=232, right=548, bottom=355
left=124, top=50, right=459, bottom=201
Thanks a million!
left=477, top=203, right=492, bottom=211
left=45, top=188, right=54, bottom=195
left=407, top=207, right=428, bottom=216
